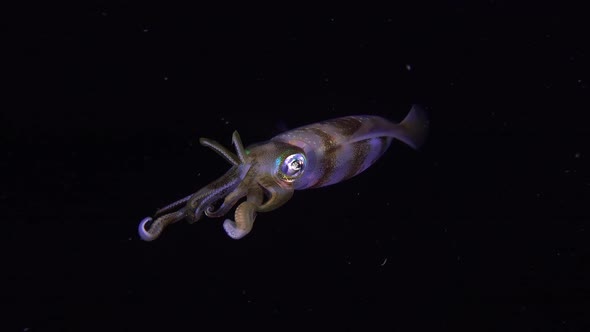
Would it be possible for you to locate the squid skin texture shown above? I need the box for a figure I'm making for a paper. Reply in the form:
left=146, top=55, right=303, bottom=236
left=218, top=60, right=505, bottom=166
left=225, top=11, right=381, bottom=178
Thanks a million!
left=138, top=105, right=429, bottom=241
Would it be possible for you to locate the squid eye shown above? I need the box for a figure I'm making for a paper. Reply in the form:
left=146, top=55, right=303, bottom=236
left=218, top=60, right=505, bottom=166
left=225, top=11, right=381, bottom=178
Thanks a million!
left=279, top=153, right=306, bottom=181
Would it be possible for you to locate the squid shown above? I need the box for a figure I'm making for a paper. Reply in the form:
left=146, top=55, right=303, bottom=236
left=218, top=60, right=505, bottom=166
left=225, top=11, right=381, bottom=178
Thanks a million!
left=138, top=105, right=429, bottom=241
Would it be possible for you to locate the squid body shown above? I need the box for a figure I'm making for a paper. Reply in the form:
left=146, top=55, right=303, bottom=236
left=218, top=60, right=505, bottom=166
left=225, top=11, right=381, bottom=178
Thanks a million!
left=138, top=105, right=428, bottom=241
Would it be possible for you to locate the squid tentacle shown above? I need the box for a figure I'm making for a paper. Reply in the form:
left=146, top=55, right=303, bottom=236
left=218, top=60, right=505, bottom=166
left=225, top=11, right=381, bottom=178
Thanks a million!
left=138, top=210, right=186, bottom=241
left=222, top=202, right=256, bottom=240
left=137, top=133, right=252, bottom=240
left=153, top=193, right=193, bottom=217
left=199, top=130, right=249, bottom=166
left=199, top=137, right=240, bottom=166
left=185, top=164, right=251, bottom=224
left=256, top=177, right=294, bottom=213
left=206, top=168, right=259, bottom=217
left=223, top=186, right=264, bottom=239
left=148, top=131, right=247, bottom=218
left=205, top=185, right=248, bottom=218
left=191, top=132, right=252, bottom=220
left=231, top=131, right=247, bottom=163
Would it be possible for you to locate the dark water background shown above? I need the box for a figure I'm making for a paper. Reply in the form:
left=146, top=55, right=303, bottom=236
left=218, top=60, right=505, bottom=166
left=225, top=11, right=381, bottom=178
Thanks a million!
left=4, top=2, right=589, bottom=331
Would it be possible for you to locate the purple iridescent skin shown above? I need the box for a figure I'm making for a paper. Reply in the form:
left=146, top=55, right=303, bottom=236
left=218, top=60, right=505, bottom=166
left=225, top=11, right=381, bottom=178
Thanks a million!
left=138, top=105, right=429, bottom=241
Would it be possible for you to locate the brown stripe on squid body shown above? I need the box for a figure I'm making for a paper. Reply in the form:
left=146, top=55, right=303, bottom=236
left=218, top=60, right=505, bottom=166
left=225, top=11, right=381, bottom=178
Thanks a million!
left=342, top=139, right=373, bottom=181
left=320, top=116, right=364, bottom=137
left=308, top=127, right=341, bottom=188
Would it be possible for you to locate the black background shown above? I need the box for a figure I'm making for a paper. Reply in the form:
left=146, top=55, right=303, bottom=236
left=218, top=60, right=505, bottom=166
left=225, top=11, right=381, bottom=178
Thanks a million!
left=4, top=2, right=589, bottom=331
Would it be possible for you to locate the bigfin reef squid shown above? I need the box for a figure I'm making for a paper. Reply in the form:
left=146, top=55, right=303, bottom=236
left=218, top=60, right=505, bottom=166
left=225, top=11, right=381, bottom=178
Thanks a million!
left=138, top=105, right=429, bottom=241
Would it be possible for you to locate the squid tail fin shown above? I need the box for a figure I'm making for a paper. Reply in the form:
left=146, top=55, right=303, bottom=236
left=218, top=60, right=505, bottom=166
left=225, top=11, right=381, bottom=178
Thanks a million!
left=392, top=104, right=429, bottom=150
